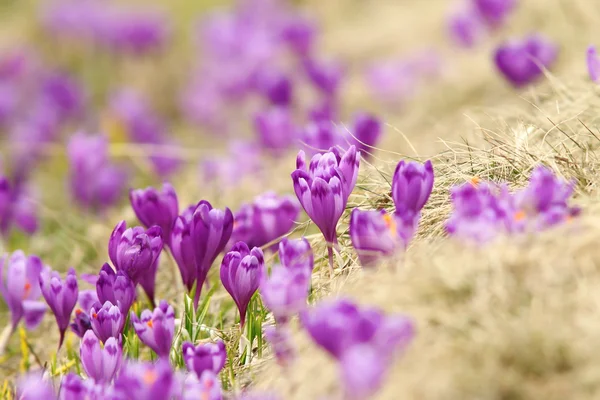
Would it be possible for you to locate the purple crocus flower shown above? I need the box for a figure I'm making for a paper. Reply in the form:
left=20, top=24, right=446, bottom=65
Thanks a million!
left=264, top=325, right=295, bottom=366
left=365, top=59, right=417, bottom=108
left=474, top=0, right=516, bottom=28
left=0, top=251, right=46, bottom=331
left=349, top=209, right=399, bottom=267
left=80, top=330, right=122, bottom=383
left=40, top=71, right=84, bottom=121
left=587, top=45, right=600, bottom=83
left=303, top=57, right=344, bottom=96
left=39, top=267, right=78, bottom=348
left=108, top=220, right=163, bottom=303
left=279, top=237, right=314, bottom=276
left=16, top=372, right=57, bottom=400
left=170, top=204, right=198, bottom=293
left=70, top=308, right=92, bottom=338
left=90, top=301, right=125, bottom=343
left=96, top=263, right=135, bottom=316
left=292, top=146, right=360, bottom=249
left=114, top=360, right=174, bottom=400
left=191, top=200, right=234, bottom=307
left=300, top=120, right=344, bottom=155
left=182, top=371, right=223, bottom=400
left=232, top=192, right=300, bottom=249
left=0, top=178, right=39, bottom=236
left=392, top=159, right=434, bottom=244
left=131, top=300, right=175, bottom=358
left=339, top=344, right=386, bottom=400
left=347, top=113, right=382, bottom=159
left=130, top=183, right=179, bottom=246
left=220, top=242, right=264, bottom=327
left=78, top=290, right=99, bottom=313
left=280, top=14, right=316, bottom=57
left=182, top=340, right=227, bottom=378
left=253, top=107, right=298, bottom=156
left=101, top=9, right=170, bottom=55
left=60, top=373, right=92, bottom=399
left=254, top=69, right=293, bottom=106
left=260, top=265, right=309, bottom=324
left=448, top=5, right=485, bottom=48
left=494, top=34, right=558, bottom=87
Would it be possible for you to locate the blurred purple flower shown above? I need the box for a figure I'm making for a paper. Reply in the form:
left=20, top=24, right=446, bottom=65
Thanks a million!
left=350, top=209, right=399, bottom=267
left=96, top=263, right=135, bottom=316
left=40, top=72, right=84, bottom=121
left=260, top=265, right=309, bottom=324
left=80, top=330, right=122, bottom=383
left=279, top=237, right=314, bottom=276
left=494, top=34, right=558, bottom=87
left=130, top=183, right=179, bottom=245
left=0, top=178, right=39, bottom=236
left=448, top=5, right=485, bottom=48
left=254, top=68, right=293, bottom=106
left=131, top=300, right=175, bottom=358
left=292, top=146, right=360, bottom=247
left=182, top=340, right=227, bottom=378
left=232, top=192, right=300, bottom=249
left=101, top=9, right=170, bottom=55
left=474, top=0, right=516, bottom=28
left=280, top=14, right=317, bottom=57
left=171, top=204, right=199, bottom=293
left=303, top=57, right=344, bottom=96
left=300, top=120, right=344, bottom=155
left=264, top=325, right=295, bottom=366
left=254, top=107, right=299, bottom=156
left=587, top=45, right=600, bottom=83
left=16, top=372, right=56, bottom=400
left=365, top=60, right=417, bottom=107
left=90, top=301, right=124, bottom=343
left=182, top=371, right=223, bottom=400
left=77, top=290, right=98, bottom=314
left=39, top=266, right=78, bottom=348
left=347, top=113, right=382, bottom=158
left=114, top=360, right=175, bottom=399
left=221, top=242, right=264, bottom=327
left=70, top=308, right=92, bottom=338
left=307, top=97, right=338, bottom=122
left=0, top=251, right=46, bottom=331
left=339, top=344, right=386, bottom=400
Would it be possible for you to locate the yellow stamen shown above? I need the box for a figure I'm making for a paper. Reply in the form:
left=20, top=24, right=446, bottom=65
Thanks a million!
left=470, top=176, right=480, bottom=187
left=514, top=210, right=526, bottom=222
left=382, top=213, right=397, bottom=237
left=146, top=320, right=154, bottom=328
left=143, top=370, right=157, bottom=385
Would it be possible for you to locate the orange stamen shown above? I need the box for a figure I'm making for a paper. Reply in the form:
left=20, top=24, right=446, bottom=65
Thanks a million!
left=146, top=320, right=154, bottom=328
left=382, top=213, right=397, bottom=237
left=22, top=281, right=31, bottom=299
left=470, top=176, right=480, bottom=187
left=514, top=210, right=526, bottom=222
left=143, top=370, right=157, bottom=385
left=75, top=309, right=82, bottom=316
left=92, top=313, right=98, bottom=319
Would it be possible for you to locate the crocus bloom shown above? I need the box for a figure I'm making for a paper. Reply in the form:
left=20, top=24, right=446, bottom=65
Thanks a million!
left=303, top=57, right=344, bottom=96
left=182, top=371, right=223, bottom=400
left=254, top=69, right=293, bottom=106
left=78, top=290, right=99, bottom=313
left=300, top=298, right=415, bottom=360
left=253, top=107, right=298, bottom=156
left=280, top=14, right=316, bottom=57
left=131, top=300, right=175, bottom=358
left=40, top=72, right=84, bottom=121
left=231, top=192, right=300, bottom=249
left=300, top=120, right=344, bottom=155
left=391, top=160, right=434, bottom=244
left=292, top=146, right=360, bottom=248
left=170, top=204, right=198, bottom=292
left=70, top=308, right=92, bottom=338
left=264, top=325, right=295, bottom=366
left=80, top=330, right=122, bottom=383
left=0, top=251, right=46, bottom=331
left=191, top=200, right=234, bottom=307
left=90, top=301, right=125, bottom=343
left=130, top=183, right=179, bottom=244
left=220, top=242, right=264, bottom=327
left=349, top=209, right=399, bottom=267
left=61, top=373, right=92, bottom=399
left=347, top=113, right=382, bottom=159
left=182, top=340, right=227, bottom=378
left=114, top=360, right=174, bottom=400
left=365, top=60, right=416, bottom=107
left=340, top=344, right=386, bottom=400
left=16, top=372, right=57, bottom=400
left=39, top=267, right=78, bottom=348
left=0, top=178, right=39, bottom=236
left=108, top=221, right=163, bottom=303
left=260, top=266, right=309, bottom=323
left=494, top=34, right=558, bottom=87
left=474, top=0, right=516, bottom=28
left=448, top=5, right=485, bottom=48
left=101, top=9, right=170, bottom=55
left=96, top=263, right=135, bottom=316
left=587, top=45, right=600, bottom=83
left=279, top=237, right=314, bottom=276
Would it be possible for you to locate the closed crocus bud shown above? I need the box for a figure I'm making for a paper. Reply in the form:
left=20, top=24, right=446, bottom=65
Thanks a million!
left=90, top=301, right=124, bottom=343
left=349, top=209, right=399, bottom=267
left=16, top=372, right=57, bottom=400
left=392, top=160, right=434, bottom=217
left=253, top=107, right=298, bottom=156
left=80, top=330, right=122, bottom=383
left=494, top=34, right=558, bottom=87
left=108, top=221, right=163, bottom=303
left=220, top=242, right=264, bottom=327
left=232, top=192, right=300, bottom=249
left=474, top=0, right=516, bottom=28
left=114, top=360, right=174, bottom=400
left=292, top=146, right=360, bottom=248
left=192, top=200, right=234, bottom=307
left=260, top=266, right=309, bottom=324
left=171, top=204, right=197, bottom=292
left=349, top=113, right=382, bottom=159
left=182, top=371, right=223, bottom=400
left=130, top=183, right=179, bottom=245
left=587, top=45, right=600, bottom=83
left=279, top=237, right=314, bottom=276
left=96, top=263, right=135, bottom=316
left=0, top=251, right=47, bottom=331
left=131, top=300, right=175, bottom=358
left=39, top=267, right=78, bottom=348
left=182, top=340, right=227, bottom=378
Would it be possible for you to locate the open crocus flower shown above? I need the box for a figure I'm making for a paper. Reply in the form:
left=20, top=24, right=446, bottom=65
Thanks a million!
left=96, top=263, right=135, bottom=316
left=131, top=300, right=175, bottom=358
left=392, top=160, right=434, bottom=245
left=349, top=209, right=399, bottom=267
left=191, top=200, right=234, bottom=307
left=90, top=301, right=125, bottom=343
left=292, top=146, right=360, bottom=268
left=588, top=45, right=600, bottom=83
left=494, top=34, right=558, bottom=87
left=0, top=251, right=47, bottom=332
left=39, top=266, right=78, bottom=348
left=108, top=221, right=163, bottom=304
left=80, top=330, right=122, bottom=383
left=130, top=183, right=179, bottom=245
left=114, top=360, right=175, bottom=399
left=182, top=340, right=227, bottom=379
left=220, top=242, right=265, bottom=327
left=232, top=192, right=300, bottom=249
